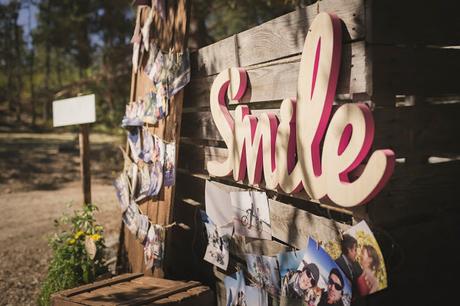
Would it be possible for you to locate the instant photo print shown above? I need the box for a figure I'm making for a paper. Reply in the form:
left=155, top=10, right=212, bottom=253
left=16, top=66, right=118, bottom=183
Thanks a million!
left=144, top=223, right=165, bottom=270
left=341, top=221, right=387, bottom=296
left=230, top=190, right=271, bottom=240
left=298, top=237, right=352, bottom=306
left=164, top=142, right=176, bottom=187
left=202, top=211, right=230, bottom=270
left=246, top=254, right=280, bottom=296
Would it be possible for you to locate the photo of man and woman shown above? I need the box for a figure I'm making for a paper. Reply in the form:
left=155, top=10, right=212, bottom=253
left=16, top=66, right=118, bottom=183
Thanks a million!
left=278, top=245, right=314, bottom=305
left=300, top=237, right=352, bottom=306
left=278, top=237, right=351, bottom=306
left=336, top=221, right=387, bottom=296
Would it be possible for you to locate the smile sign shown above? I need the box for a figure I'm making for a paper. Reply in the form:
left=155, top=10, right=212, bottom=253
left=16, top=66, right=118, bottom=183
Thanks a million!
left=207, top=13, right=395, bottom=207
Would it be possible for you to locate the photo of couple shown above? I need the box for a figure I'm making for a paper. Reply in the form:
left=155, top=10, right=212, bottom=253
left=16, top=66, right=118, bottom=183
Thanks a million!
left=335, top=221, right=387, bottom=297
left=278, top=237, right=351, bottom=306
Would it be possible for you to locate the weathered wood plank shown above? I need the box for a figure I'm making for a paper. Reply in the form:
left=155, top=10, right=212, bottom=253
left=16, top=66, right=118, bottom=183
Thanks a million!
left=180, top=103, right=460, bottom=157
left=188, top=45, right=460, bottom=110
left=371, top=46, right=460, bottom=97
left=366, top=0, right=460, bottom=45
left=367, top=160, right=460, bottom=228
left=366, top=214, right=460, bottom=306
left=176, top=155, right=460, bottom=227
left=192, top=0, right=365, bottom=77
left=186, top=41, right=366, bottom=108
left=269, top=199, right=350, bottom=250
left=54, top=273, right=143, bottom=298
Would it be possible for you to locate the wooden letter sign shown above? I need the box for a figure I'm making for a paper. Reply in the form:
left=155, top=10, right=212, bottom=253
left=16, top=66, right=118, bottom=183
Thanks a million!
left=207, top=13, right=395, bottom=207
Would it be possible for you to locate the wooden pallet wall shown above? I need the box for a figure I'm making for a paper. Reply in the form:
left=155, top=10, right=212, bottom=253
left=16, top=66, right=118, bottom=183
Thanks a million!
left=167, top=1, right=460, bottom=305
left=117, top=0, right=189, bottom=278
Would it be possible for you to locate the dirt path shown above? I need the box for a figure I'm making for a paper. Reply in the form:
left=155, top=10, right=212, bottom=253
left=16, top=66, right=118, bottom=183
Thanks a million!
left=0, top=132, right=124, bottom=305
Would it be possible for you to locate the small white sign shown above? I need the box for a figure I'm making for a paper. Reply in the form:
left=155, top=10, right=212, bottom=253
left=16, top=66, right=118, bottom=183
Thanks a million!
left=53, top=94, right=96, bottom=127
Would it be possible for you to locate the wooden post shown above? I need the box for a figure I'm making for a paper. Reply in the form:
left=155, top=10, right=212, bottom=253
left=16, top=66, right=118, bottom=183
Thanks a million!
left=79, top=123, right=91, bottom=205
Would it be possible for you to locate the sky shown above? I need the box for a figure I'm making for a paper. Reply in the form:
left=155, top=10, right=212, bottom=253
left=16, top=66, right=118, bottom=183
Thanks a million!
left=7, top=0, right=38, bottom=48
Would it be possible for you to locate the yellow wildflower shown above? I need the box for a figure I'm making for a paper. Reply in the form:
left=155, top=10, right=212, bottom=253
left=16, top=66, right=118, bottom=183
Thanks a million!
left=74, top=231, right=85, bottom=239
left=90, top=234, right=102, bottom=242
left=68, top=238, right=76, bottom=245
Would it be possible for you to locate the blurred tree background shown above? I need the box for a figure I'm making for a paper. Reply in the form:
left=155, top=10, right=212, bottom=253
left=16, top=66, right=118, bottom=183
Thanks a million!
left=0, top=0, right=316, bottom=132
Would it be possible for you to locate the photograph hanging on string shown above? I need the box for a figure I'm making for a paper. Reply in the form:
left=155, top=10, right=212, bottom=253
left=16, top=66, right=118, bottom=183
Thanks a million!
left=205, top=180, right=234, bottom=232
left=122, top=202, right=141, bottom=236
left=225, top=270, right=246, bottom=306
left=337, top=221, right=387, bottom=296
left=140, top=127, right=154, bottom=163
left=114, top=172, right=130, bottom=212
left=201, top=211, right=230, bottom=270
left=135, top=165, right=152, bottom=202
left=230, top=190, right=271, bottom=240
left=148, top=135, right=165, bottom=196
left=144, top=223, right=165, bottom=269
left=127, top=127, right=141, bottom=163
left=122, top=100, right=144, bottom=127
left=278, top=246, right=312, bottom=305
left=245, top=254, right=280, bottom=296
left=127, top=163, right=138, bottom=198
left=136, top=214, right=150, bottom=243
left=225, top=270, right=268, bottom=306
left=298, top=237, right=352, bottom=306
left=164, top=142, right=175, bottom=187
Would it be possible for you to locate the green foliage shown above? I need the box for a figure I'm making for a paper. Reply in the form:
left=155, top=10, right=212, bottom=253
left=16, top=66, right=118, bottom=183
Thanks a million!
left=37, top=204, right=108, bottom=306
left=1, top=0, right=318, bottom=129
left=324, top=238, right=342, bottom=260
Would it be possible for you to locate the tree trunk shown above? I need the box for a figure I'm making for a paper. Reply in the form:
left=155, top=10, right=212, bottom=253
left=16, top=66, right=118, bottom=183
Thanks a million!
left=56, top=48, right=62, bottom=87
left=28, top=0, right=36, bottom=126
left=13, top=1, right=22, bottom=123
left=43, top=0, right=51, bottom=122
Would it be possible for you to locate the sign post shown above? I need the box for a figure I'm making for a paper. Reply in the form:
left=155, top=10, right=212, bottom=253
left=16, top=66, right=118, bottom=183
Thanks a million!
left=53, top=94, right=96, bottom=205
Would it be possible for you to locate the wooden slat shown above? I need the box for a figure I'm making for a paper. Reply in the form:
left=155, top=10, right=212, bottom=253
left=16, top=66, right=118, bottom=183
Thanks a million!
left=186, top=41, right=366, bottom=108
left=117, top=281, right=201, bottom=306
left=180, top=103, right=460, bottom=157
left=192, top=0, right=365, bottom=77
left=175, top=156, right=460, bottom=227
left=366, top=214, right=460, bottom=306
left=54, top=273, right=143, bottom=298
left=269, top=199, right=350, bottom=250
left=367, top=160, right=460, bottom=227
left=366, top=0, right=460, bottom=45
left=371, top=46, right=460, bottom=97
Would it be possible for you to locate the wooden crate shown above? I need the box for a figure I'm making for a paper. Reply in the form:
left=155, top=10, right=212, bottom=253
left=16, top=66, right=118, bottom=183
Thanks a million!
left=51, top=273, right=214, bottom=306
